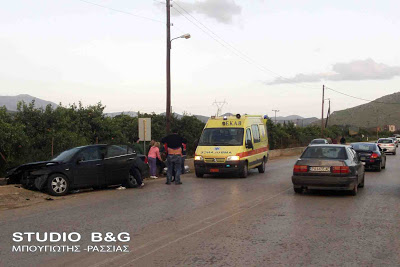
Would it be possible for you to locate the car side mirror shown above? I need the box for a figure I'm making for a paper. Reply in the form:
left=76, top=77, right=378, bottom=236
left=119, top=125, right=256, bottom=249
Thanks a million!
left=246, top=140, right=253, bottom=149
left=76, top=157, right=84, bottom=164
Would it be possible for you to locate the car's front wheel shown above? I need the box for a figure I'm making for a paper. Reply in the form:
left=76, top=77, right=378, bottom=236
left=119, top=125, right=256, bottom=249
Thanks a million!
left=47, top=174, right=69, bottom=196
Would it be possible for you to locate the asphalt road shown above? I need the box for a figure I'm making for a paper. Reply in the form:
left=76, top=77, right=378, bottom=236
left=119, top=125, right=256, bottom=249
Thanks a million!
left=1, top=154, right=400, bottom=266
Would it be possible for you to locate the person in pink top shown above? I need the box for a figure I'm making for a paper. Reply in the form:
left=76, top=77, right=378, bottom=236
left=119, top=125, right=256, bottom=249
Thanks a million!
left=148, top=142, right=163, bottom=178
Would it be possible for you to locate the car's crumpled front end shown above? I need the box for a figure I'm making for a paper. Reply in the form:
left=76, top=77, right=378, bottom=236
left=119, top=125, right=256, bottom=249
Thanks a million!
left=6, top=161, right=59, bottom=190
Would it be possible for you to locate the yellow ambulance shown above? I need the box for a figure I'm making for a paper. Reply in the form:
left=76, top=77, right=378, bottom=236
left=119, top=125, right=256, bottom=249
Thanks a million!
left=194, top=114, right=269, bottom=178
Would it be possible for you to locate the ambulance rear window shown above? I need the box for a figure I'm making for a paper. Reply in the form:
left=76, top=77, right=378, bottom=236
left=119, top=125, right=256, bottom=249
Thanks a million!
left=198, top=128, right=244, bottom=146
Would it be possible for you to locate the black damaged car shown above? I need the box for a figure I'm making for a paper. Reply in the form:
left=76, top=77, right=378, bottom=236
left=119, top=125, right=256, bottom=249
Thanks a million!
left=6, top=144, right=149, bottom=196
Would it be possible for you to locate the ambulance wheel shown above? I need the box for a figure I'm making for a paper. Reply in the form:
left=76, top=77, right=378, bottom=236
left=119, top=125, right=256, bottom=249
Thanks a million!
left=195, top=170, right=204, bottom=178
left=258, top=158, right=266, bottom=173
left=239, top=163, right=248, bottom=178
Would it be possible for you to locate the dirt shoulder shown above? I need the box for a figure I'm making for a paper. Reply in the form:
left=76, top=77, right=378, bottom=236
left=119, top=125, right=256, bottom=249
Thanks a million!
left=0, top=185, right=66, bottom=211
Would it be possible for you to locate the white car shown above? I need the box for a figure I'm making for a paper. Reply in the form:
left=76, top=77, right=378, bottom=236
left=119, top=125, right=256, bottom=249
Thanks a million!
left=377, top=138, right=396, bottom=155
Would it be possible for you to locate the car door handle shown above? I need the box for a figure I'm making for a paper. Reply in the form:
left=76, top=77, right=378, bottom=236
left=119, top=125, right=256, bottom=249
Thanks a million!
left=96, top=163, right=103, bottom=166
left=127, top=158, right=134, bottom=161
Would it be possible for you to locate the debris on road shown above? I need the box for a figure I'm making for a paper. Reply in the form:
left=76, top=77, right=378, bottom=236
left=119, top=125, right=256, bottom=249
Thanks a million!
left=116, top=186, right=126, bottom=190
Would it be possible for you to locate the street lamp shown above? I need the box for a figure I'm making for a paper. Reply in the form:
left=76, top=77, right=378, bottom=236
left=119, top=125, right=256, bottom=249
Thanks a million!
left=171, top=33, right=191, bottom=42
left=166, top=32, right=191, bottom=133
left=166, top=0, right=191, bottom=133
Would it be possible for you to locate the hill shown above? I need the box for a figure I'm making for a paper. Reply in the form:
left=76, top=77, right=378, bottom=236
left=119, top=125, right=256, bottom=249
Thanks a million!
left=328, top=92, right=400, bottom=128
left=0, top=94, right=58, bottom=111
left=273, top=115, right=319, bottom=126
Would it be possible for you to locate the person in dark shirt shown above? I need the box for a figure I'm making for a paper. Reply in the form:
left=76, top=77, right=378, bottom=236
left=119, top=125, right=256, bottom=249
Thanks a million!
left=340, top=136, right=346, bottom=144
left=161, top=130, right=187, bottom=185
left=133, top=137, right=144, bottom=154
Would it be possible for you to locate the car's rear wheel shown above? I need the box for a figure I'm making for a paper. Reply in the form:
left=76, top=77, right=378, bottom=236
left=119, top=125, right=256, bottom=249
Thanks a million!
left=358, top=173, right=365, bottom=188
left=125, top=169, right=140, bottom=188
left=47, top=174, right=69, bottom=196
left=350, top=183, right=358, bottom=196
left=393, top=151, right=397, bottom=155
left=382, top=160, right=386, bottom=169
left=377, top=162, right=382, bottom=172
left=239, top=162, right=248, bottom=178
left=257, top=158, right=266, bottom=173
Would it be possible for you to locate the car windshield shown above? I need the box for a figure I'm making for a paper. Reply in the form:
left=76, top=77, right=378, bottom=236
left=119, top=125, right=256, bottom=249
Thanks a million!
left=51, top=147, right=81, bottom=162
left=378, top=139, right=393, bottom=143
left=310, top=139, right=326, bottom=144
left=352, top=143, right=377, bottom=152
left=198, top=128, right=244, bottom=146
left=301, top=146, right=348, bottom=160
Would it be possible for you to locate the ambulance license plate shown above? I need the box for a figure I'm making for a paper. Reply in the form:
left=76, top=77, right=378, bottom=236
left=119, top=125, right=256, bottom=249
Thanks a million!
left=210, top=168, right=220, bottom=173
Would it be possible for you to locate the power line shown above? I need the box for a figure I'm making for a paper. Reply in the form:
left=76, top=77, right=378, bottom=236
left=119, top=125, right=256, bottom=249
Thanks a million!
left=173, top=2, right=319, bottom=91
left=326, top=86, right=400, bottom=105
left=78, top=0, right=165, bottom=23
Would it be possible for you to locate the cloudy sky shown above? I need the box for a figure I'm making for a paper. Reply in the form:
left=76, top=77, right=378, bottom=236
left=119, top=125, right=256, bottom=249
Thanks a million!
left=1, top=0, right=400, bottom=117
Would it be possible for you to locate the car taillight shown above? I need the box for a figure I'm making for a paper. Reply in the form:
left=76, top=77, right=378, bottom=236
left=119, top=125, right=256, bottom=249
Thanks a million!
left=293, top=165, right=308, bottom=173
left=389, top=144, right=395, bottom=147
left=332, top=166, right=350, bottom=174
left=370, top=153, right=379, bottom=159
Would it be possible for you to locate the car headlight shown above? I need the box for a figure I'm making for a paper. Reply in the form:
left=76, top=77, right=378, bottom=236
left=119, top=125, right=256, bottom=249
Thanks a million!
left=226, top=156, right=240, bottom=161
left=194, top=155, right=204, bottom=161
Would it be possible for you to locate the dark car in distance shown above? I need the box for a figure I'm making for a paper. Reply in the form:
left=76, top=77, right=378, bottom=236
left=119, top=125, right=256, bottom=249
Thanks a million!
left=292, top=145, right=365, bottom=195
left=351, top=142, right=386, bottom=171
left=6, top=144, right=149, bottom=196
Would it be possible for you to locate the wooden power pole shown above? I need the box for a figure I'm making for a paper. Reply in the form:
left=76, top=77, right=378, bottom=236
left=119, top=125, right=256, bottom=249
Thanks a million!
left=321, top=85, right=325, bottom=136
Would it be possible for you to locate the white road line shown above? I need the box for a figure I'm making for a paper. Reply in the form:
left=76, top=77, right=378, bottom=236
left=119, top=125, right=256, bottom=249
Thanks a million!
left=111, top=187, right=291, bottom=267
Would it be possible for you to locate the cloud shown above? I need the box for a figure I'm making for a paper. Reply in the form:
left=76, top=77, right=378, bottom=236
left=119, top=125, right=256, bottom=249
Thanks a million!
left=268, top=59, right=400, bottom=84
left=172, top=0, right=241, bottom=24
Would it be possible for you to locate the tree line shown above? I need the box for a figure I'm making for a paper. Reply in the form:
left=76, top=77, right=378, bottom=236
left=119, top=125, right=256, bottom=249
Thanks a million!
left=0, top=101, right=391, bottom=176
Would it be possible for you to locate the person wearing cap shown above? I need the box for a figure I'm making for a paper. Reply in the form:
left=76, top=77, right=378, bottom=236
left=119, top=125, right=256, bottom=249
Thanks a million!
left=161, top=129, right=187, bottom=185
left=132, top=137, right=144, bottom=155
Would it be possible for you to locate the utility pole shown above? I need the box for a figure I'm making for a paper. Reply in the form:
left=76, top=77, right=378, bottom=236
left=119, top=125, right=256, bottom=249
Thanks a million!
left=325, top=98, right=330, bottom=128
left=321, top=85, right=325, bottom=136
left=213, top=100, right=227, bottom=117
left=166, top=0, right=171, bottom=133
left=272, top=109, right=279, bottom=124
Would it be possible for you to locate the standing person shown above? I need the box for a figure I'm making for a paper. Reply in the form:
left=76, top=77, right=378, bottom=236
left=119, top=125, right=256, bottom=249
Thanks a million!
left=181, top=143, right=187, bottom=175
left=148, top=142, right=162, bottom=179
left=133, top=137, right=144, bottom=155
left=161, top=129, right=187, bottom=185
left=148, top=140, right=155, bottom=154
left=340, top=136, right=346, bottom=144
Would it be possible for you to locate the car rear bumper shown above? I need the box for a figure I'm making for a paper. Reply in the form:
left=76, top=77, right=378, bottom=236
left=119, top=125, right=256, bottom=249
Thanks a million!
left=381, top=147, right=396, bottom=153
left=360, top=159, right=381, bottom=168
left=194, top=160, right=246, bottom=174
left=292, top=175, right=358, bottom=190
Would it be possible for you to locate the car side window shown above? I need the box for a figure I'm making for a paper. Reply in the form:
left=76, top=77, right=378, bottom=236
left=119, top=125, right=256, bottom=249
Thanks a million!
left=77, top=147, right=102, bottom=161
left=107, top=145, right=128, bottom=158
left=251, top=125, right=260, bottom=143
